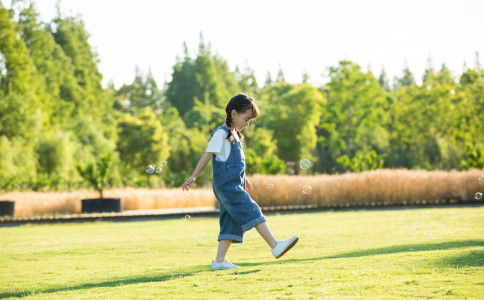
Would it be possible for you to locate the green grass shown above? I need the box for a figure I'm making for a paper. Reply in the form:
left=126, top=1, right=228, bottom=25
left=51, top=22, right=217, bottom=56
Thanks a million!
left=0, top=206, right=483, bottom=299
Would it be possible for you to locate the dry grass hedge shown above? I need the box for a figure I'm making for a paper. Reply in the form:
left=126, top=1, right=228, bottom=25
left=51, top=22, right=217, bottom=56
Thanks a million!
left=2, top=169, right=482, bottom=216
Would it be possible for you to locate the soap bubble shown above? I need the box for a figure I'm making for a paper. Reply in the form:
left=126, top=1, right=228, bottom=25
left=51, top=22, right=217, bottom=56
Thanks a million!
left=267, top=183, right=274, bottom=189
left=302, top=185, right=312, bottom=194
left=475, top=192, right=482, bottom=200
left=185, top=215, right=191, bottom=220
left=145, top=164, right=156, bottom=174
left=155, top=167, right=162, bottom=174
left=299, top=159, right=311, bottom=170
left=479, top=175, right=484, bottom=180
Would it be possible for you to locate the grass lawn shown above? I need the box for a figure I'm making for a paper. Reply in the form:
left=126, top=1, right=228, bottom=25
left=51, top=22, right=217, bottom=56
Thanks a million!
left=0, top=206, right=483, bottom=299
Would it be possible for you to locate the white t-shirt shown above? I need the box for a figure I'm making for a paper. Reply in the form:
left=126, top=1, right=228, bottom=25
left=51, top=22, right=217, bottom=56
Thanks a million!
left=205, top=126, right=240, bottom=162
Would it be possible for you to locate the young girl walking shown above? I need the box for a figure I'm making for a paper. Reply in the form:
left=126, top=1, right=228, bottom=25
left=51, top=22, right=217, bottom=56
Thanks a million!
left=181, top=93, right=299, bottom=271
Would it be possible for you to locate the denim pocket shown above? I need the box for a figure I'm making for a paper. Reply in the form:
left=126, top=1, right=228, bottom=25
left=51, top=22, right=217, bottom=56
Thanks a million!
left=226, top=163, right=245, bottom=178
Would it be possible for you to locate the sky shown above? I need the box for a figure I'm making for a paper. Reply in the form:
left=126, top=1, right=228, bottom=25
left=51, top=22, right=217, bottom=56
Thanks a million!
left=14, top=0, right=484, bottom=88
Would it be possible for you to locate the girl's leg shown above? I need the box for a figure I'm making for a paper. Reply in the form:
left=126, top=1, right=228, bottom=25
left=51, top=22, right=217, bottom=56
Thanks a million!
left=256, top=222, right=278, bottom=249
left=215, top=239, right=232, bottom=262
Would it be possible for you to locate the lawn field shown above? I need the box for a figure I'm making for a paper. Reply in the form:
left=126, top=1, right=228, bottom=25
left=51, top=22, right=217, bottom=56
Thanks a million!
left=0, top=206, right=483, bottom=299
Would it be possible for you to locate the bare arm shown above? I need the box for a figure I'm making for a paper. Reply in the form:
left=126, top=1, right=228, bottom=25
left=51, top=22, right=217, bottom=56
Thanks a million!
left=182, top=152, right=214, bottom=190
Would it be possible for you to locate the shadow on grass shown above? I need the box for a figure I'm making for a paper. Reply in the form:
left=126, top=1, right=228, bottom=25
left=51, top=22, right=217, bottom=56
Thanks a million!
left=0, top=266, right=208, bottom=299
left=434, top=249, right=484, bottom=267
left=2, top=240, right=482, bottom=298
left=238, top=239, right=484, bottom=267
left=231, top=269, right=261, bottom=275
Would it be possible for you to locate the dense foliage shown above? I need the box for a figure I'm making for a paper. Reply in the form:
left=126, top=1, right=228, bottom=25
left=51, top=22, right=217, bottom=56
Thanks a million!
left=0, top=2, right=482, bottom=191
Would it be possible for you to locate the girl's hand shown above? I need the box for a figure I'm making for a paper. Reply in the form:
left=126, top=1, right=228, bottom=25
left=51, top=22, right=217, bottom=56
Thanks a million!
left=182, top=176, right=196, bottom=191
left=246, top=178, right=254, bottom=192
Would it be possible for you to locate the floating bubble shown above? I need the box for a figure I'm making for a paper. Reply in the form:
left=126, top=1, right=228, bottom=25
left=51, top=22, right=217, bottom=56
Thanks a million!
left=449, top=89, right=455, bottom=95
left=475, top=192, right=482, bottom=200
left=479, top=175, right=484, bottom=180
left=185, top=215, right=191, bottom=220
left=145, top=164, right=156, bottom=174
left=427, top=233, right=433, bottom=239
left=302, top=185, right=312, bottom=194
left=267, top=183, right=274, bottom=189
left=422, top=212, right=429, bottom=218
left=155, top=167, right=162, bottom=174
left=299, top=159, right=311, bottom=170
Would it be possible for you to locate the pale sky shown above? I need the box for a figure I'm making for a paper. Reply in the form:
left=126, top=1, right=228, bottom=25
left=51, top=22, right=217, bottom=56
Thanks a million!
left=13, top=0, right=484, bottom=88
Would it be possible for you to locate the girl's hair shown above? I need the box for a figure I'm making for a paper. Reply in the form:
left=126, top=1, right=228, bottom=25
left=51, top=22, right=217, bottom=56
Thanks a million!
left=225, top=93, right=260, bottom=142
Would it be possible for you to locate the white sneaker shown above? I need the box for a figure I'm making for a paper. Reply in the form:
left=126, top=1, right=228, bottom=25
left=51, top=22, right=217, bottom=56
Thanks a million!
left=210, top=260, right=240, bottom=271
left=271, top=235, right=299, bottom=259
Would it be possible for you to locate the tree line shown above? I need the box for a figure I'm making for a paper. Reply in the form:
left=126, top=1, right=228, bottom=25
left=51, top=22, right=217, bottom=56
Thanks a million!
left=0, top=2, right=482, bottom=191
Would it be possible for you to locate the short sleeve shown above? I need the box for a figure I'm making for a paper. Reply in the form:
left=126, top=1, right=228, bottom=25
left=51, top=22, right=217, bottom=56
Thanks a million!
left=205, top=129, right=225, bottom=154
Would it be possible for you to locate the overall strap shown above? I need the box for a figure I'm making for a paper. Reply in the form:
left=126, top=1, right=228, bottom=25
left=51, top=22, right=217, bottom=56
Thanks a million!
left=210, top=126, right=229, bottom=138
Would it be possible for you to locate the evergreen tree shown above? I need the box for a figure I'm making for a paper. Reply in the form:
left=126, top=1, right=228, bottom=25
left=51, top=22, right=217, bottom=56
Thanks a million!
left=275, top=66, right=285, bottom=82
left=165, top=35, right=239, bottom=129
left=16, top=3, right=81, bottom=130
left=264, top=71, right=273, bottom=86
left=0, top=4, right=43, bottom=139
left=302, top=71, right=310, bottom=84
left=395, top=67, right=415, bottom=88
left=378, top=66, right=391, bottom=91
left=115, top=67, right=165, bottom=114
left=422, top=55, right=434, bottom=82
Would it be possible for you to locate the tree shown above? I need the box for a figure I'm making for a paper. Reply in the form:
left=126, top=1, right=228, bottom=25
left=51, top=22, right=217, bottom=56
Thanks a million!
left=393, top=65, right=415, bottom=89
left=378, top=67, right=391, bottom=91
left=165, top=35, right=239, bottom=125
left=262, top=83, right=326, bottom=174
left=337, top=150, right=386, bottom=172
left=0, top=5, right=43, bottom=139
left=116, top=108, right=169, bottom=185
left=76, top=154, right=112, bottom=199
left=115, top=67, right=165, bottom=114
left=318, top=61, right=388, bottom=173
left=243, top=127, right=286, bottom=174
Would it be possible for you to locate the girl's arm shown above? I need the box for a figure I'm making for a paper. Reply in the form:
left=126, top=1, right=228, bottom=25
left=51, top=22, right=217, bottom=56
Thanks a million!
left=246, top=177, right=254, bottom=192
left=181, top=152, right=214, bottom=191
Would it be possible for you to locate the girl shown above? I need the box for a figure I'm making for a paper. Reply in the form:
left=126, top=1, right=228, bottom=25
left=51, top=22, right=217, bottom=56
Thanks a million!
left=181, top=93, right=299, bottom=271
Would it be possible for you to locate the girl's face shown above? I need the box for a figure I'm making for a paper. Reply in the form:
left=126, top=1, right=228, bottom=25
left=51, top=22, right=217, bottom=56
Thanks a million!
left=231, top=109, right=253, bottom=131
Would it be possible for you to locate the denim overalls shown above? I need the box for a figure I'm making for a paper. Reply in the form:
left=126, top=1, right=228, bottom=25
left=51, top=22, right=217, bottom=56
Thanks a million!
left=211, top=125, right=266, bottom=243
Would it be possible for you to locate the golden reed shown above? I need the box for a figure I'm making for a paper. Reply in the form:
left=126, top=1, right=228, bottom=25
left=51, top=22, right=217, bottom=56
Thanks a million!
left=2, top=169, right=482, bottom=216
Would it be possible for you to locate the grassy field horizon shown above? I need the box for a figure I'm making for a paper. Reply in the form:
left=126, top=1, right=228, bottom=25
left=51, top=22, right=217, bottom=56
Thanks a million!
left=1, top=206, right=483, bottom=299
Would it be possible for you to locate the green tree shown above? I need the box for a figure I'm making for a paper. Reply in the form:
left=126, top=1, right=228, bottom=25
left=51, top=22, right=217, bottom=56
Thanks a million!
left=16, top=3, right=82, bottom=130
left=378, top=67, right=391, bottom=91
left=261, top=83, right=326, bottom=174
left=165, top=35, right=239, bottom=126
left=116, top=108, right=169, bottom=186
left=0, top=4, right=44, bottom=139
left=393, top=66, right=415, bottom=89
left=337, top=150, right=386, bottom=172
left=317, top=61, right=388, bottom=173
left=115, top=67, right=165, bottom=114
left=234, top=65, right=260, bottom=97
left=243, top=127, right=286, bottom=174
left=76, top=154, right=113, bottom=198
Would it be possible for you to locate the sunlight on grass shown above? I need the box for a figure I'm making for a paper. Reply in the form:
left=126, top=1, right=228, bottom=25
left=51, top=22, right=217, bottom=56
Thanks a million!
left=0, top=206, right=482, bottom=299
